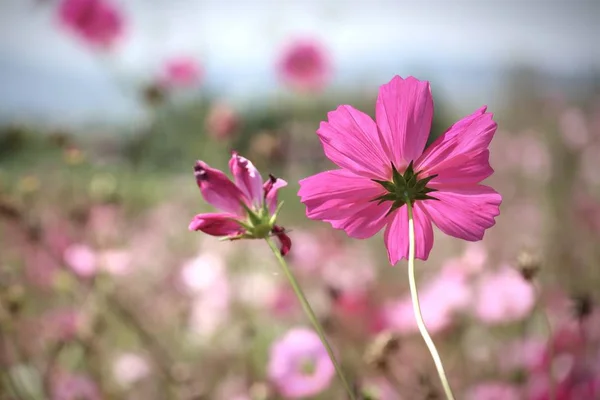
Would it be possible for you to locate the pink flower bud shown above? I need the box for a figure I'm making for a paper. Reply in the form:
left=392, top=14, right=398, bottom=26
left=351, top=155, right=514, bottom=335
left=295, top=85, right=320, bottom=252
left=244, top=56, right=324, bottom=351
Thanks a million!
left=229, top=152, right=263, bottom=206
left=188, top=213, right=243, bottom=236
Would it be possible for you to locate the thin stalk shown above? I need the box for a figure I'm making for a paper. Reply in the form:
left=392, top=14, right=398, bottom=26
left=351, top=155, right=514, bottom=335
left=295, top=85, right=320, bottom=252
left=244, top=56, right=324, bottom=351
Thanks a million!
left=405, top=201, right=455, bottom=400
left=265, top=238, right=357, bottom=400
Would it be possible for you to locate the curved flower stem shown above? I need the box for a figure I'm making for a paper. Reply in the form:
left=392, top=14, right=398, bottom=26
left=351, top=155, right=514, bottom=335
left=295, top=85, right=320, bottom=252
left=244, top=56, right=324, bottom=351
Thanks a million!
left=405, top=201, right=455, bottom=400
left=265, top=238, right=357, bottom=400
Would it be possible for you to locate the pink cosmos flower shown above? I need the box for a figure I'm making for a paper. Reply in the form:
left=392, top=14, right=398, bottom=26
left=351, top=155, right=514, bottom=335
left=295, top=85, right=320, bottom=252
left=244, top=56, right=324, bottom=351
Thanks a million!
left=58, top=0, right=124, bottom=48
left=160, top=57, right=202, bottom=88
left=112, top=353, right=150, bottom=387
left=277, top=39, right=331, bottom=93
left=51, top=372, right=100, bottom=400
left=465, top=382, right=520, bottom=400
left=474, top=266, right=535, bottom=324
left=385, top=266, right=471, bottom=334
left=298, top=76, right=501, bottom=264
left=205, top=102, right=240, bottom=141
left=63, top=244, right=97, bottom=278
left=189, top=152, right=291, bottom=255
left=267, top=327, right=335, bottom=398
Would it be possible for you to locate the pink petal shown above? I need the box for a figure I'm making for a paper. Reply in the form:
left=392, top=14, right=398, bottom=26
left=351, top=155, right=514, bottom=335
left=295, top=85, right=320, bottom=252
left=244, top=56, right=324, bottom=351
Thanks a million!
left=423, top=149, right=494, bottom=185
left=188, top=213, right=243, bottom=236
left=420, top=185, right=501, bottom=241
left=384, top=202, right=434, bottom=264
left=194, top=161, right=247, bottom=215
left=264, top=175, right=288, bottom=214
left=298, top=169, right=389, bottom=239
left=416, top=106, right=496, bottom=174
left=229, top=152, right=264, bottom=206
left=317, top=105, right=391, bottom=179
left=375, top=76, right=434, bottom=166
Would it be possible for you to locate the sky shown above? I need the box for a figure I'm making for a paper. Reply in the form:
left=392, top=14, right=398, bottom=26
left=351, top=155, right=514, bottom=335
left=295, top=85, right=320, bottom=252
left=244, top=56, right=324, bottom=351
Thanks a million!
left=0, top=0, right=598, bottom=126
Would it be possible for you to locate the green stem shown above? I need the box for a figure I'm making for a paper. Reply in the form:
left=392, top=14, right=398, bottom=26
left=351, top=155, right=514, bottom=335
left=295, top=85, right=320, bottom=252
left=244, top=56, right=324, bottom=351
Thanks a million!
left=534, top=283, right=555, bottom=400
left=405, top=201, right=455, bottom=400
left=265, top=238, right=357, bottom=400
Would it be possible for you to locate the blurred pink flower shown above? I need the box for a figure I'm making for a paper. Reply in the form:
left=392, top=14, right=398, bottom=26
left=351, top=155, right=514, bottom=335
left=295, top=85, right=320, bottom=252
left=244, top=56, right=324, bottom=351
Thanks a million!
left=385, top=267, right=471, bottom=334
left=559, top=108, right=589, bottom=151
left=63, top=244, right=97, bottom=278
left=474, top=266, right=535, bottom=324
left=461, top=242, right=488, bottom=274
left=465, top=382, right=520, bottom=400
left=181, top=252, right=231, bottom=339
left=267, top=327, right=335, bottom=398
left=43, top=309, right=84, bottom=342
left=298, top=76, right=501, bottom=264
left=112, top=353, right=150, bottom=386
left=52, top=372, right=100, bottom=400
left=498, top=339, right=546, bottom=373
left=277, top=39, right=330, bottom=93
left=161, top=57, right=202, bottom=88
left=205, top=102, right=240, bottom=141
left=98, top=249, right=132, bottom=276
left=189, top=152, right=291, bottom=255
left=58, top=0, right=124, bottom=48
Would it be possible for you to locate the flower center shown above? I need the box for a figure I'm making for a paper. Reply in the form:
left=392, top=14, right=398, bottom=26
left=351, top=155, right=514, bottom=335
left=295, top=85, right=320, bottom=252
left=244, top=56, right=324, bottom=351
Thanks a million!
left=299, top=357, right=316, bottom=375
left=371, top=161, right=439, bottom=216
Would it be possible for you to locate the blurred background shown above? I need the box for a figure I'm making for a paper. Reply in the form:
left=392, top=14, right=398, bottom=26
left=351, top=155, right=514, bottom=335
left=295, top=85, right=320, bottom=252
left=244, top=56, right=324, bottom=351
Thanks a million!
left=1, top=0, right=599, bottom=399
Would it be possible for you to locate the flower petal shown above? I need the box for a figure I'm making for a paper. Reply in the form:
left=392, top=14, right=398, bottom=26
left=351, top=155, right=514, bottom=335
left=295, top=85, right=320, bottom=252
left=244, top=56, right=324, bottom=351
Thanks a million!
left=194, top=160, right=247, bottom=215
left=188, top=213, right=243, bottom=236
left=375, top=76, right=434, bottom=166
left=317, top=105, right=391, bottom=179
left=415, top=106, right=496, bottom=174
left=264, top=175, right=288, bottom=214
left=272, top=225, right=292, bottom=256
left=384, top=202, right=434, bottom=264
left=229, top=152, right=264, bottom=206
left=424, top=149, right=494, bottom=185
left=298, top=169, right=389, bottom=239
left=420, top=185, right=501, bottom=241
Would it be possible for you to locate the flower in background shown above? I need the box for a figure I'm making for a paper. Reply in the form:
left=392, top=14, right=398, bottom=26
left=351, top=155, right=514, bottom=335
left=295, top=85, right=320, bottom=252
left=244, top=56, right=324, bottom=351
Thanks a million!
left=384, top=266, right=471, bottom=334
left=465, top=382, right=520, bottom=400
left=112, top=353, right=150, bottom=387
left=559, top=108, right=590, bottom=151
left=267, top=327, right=335, bottom=398
left=205, top=102, right=240, bottom=141
left=43, top=308, right=85, bottom=342
left=160, top=57, right=202, bottom=88
left=474, top=266, right=535, bottom=324
left=63, top=244, right=97, bottom=278
left=51, top=372, right=100, bottom=400
left=298, top=76, right=501, bottom=264
left=189, top=152, right=291, bottom=255
left=277, top=39, right=331, bottom=93
left=58, top=0, right=124, bottom=48
left=180, top=251, right=231, bottom=339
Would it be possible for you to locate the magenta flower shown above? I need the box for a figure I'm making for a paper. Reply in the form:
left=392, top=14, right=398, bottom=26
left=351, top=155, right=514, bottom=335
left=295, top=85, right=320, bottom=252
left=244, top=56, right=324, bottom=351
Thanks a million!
left=473, top=266, right=535, bottom=324
left=298, top=76, right=501, bottom=264
left=189, top=152, right=291, bottom=255
left=267, top=327, right=335, bottom=398
left=277, top=39, right=331, bottom=93
left=160, top=57, right=203, bottom=88
left=58, top=0, right=124, bottom=48
left=51, top=372, right=100, bottom=400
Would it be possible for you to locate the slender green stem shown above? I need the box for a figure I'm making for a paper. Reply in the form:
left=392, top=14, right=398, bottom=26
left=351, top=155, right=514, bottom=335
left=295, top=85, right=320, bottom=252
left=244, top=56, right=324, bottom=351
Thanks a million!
left=265, top=238, right=357, bottom=400
left=534, top=283, right=555, bottom=400
left=405, top=201, right=455, bottom=400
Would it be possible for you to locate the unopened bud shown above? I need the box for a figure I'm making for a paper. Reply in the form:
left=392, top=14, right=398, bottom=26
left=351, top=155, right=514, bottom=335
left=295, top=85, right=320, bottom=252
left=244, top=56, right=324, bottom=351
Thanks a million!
left=517, top=250, right=540, bottom=281
left=364, top=331, right=401, bottom=371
